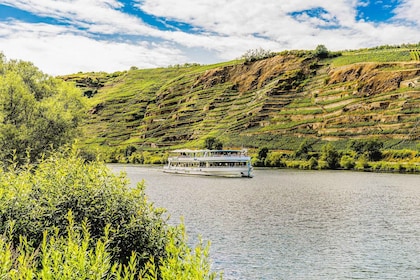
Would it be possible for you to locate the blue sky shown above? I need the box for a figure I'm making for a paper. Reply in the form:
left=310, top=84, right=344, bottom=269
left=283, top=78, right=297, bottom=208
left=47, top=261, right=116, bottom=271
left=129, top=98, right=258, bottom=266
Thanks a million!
left=0, top=0, right=418, bottom=75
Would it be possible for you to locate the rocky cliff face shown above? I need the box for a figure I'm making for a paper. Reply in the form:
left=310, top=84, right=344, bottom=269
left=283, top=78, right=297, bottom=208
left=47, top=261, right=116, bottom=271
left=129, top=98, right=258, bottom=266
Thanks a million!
left=327, top=63, right=420, bottom=97
left=71, top=53, right=420, bottom=149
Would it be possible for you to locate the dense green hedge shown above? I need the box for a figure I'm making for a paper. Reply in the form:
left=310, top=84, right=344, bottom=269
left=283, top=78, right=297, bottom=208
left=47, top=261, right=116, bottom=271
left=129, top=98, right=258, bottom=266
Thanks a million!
left=0, top=148, right=221, bottom=279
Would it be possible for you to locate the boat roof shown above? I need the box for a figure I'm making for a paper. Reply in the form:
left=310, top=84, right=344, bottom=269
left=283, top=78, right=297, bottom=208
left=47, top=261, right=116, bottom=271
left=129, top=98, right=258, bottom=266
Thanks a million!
left=170, top=149, right=246, bottom=153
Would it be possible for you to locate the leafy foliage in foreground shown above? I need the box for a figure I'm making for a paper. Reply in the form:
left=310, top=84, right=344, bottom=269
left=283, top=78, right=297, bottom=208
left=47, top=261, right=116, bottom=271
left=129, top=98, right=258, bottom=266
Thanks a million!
left=0, top=148, right=167, bottom=267
left=0, top=149, right=221, bottom=279
left=0, top=214, right=220, bottom=280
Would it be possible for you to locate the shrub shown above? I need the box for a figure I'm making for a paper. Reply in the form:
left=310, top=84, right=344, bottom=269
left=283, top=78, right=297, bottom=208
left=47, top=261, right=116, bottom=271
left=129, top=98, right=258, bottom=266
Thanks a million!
left=314, top=45, right=329, bottom=58
left=128, top=151, right=145, bottom=164
left=348, top=139, right=383, bottom=161
left=382, top=149, right=416, bottom=160
left=355, top=155, right=370, bottom=170
left=0, top=213, right=221, bottom=279
left=285, top=161, right=302, bottom=169
left=0, top=148, right=168, bottom=268
left=293, top=140, right=312, bottom=160
left=264, top=151, right=286, bottom=167
left=204, top=137, right=223, bottom=150
left=253, top=147, right=269, bottom=167
left=0, top=147, right=221, bottom=279
left=241, top=48, right=276, bottom=63
left=142, top=223, right=221, bottom=280
left=307, top=157, right=318, bottom=170
left=340, top=155, right=355, bottom=169
left=320, top=143, right=340, bottom=169
left=298, top=157, right=318, bottom=170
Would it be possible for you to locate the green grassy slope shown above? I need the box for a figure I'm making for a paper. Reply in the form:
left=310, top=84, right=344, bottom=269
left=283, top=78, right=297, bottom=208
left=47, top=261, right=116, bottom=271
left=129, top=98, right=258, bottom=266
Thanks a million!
left=64, top=47, right=420, bottom=153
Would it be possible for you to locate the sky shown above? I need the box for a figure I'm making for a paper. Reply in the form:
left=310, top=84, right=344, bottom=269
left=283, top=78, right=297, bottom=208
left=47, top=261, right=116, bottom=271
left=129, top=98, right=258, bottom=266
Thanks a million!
left=0, top=0, right=419, bottom=76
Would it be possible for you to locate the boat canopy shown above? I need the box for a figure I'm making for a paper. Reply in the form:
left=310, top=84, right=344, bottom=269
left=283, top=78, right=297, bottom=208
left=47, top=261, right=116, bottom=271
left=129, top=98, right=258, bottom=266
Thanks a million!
left=171, top=149, right=247, bottom=152
left=170, top=149, right=247, bottom=155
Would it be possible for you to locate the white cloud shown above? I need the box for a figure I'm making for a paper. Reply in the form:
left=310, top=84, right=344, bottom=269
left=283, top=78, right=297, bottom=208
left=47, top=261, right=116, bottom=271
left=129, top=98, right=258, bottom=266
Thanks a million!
left=0, top=0, right=419, bottom=75
left=137, top=0, right=358, bottom=34
left=393, top=0, right=420, bottom=25
left=0, top=20, right=186, bottom=75
left=0, top=0, right=157, bottom=35
left=137, top=0, right=420, bottom=50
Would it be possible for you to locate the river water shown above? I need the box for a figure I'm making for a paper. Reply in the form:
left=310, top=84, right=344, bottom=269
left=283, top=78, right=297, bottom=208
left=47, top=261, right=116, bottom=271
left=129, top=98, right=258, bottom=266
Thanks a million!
left=110, top=165, right=420, bottom=280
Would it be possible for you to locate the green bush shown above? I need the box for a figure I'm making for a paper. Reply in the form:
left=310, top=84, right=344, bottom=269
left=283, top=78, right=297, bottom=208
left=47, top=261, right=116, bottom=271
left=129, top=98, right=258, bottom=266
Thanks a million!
left=314, top=45, right=329, bottom=58
left=340, top=155, right=355, bottom=169
left=252, top=147, right=269, bottom=167
left=203, top=137, right=223, bottom=150
left=382, top=149, right=417, bottom=160
left=285, top=160, right=304, bottom=169
left=241, top=48, right=276, bottom=63
left=0, top=148, right=167, bottom=267
left=348, top=139, right=383, bottom=161
left=297, top=157, right=318, bottom=170
left=293, top=140, right=312, bottom=160
left=264, top=151, right=286, bottom=167
left=0, top=148, right=221, bottom=279
left=142, top=223, right=221, bottom=280
left=355, top=155, right=370, bottom=170
left=0, top=213, right=221, bottom=279
left=320, top=143, right=340, bottom=169
left=307, top=157, right=318, bottom=170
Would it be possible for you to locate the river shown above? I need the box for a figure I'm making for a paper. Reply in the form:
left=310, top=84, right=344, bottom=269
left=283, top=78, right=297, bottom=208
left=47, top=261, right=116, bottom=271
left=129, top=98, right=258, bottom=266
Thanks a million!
left=110, top=165, right=420, bottom=280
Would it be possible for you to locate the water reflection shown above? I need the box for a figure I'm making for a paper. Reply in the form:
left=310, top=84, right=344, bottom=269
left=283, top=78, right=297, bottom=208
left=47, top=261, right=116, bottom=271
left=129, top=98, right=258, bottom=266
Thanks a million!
left=110, top=166, right=420, bottom=280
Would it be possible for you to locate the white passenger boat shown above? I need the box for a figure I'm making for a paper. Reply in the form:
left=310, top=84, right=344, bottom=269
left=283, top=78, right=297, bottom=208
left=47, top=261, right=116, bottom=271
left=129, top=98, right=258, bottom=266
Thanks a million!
left=163, top=149, right=253, bottom=178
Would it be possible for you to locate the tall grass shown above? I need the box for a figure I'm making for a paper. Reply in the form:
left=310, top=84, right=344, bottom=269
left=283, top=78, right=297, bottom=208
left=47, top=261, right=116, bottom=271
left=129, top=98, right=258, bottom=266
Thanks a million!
left=0, top=214, right=221, bottom=279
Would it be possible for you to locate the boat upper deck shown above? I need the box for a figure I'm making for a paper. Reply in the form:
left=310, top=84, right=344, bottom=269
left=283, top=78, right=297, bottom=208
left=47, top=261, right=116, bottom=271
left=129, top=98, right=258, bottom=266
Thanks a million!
left=168, top=149, right=250, bottom=161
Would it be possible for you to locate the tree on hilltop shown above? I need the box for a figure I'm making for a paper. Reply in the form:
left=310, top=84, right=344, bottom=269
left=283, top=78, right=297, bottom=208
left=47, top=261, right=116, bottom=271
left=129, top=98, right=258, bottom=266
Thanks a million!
left=241, top=48, right=276, bottom=63
left=314, top=44, right=329, bottom=58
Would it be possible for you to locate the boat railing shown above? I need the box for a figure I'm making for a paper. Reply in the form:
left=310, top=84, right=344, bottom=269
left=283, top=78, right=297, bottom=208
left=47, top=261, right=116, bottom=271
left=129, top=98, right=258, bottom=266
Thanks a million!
left=170, top=150, right=248, bottom=159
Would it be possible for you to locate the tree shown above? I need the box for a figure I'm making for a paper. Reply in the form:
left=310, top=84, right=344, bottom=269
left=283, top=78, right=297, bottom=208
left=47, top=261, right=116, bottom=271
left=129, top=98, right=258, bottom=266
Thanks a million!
left=314, top=44, right=329, bottom=58
left=0, top=56, right=86, bottom=166
left=340, top=155, right=355, bottom=169
left=294, top=139, right=313, bottom=159
left=307, top=157, right=318, bottom=170
left=320, top=143, right=340, bottom=169
left=253, top=147, right=269, bottom=167
left=241, top=48, right=275, bottom=63
left=258, top=147, right=269, bottom=161
left=204, top=136, right=223, bottom=150
left=348, top=139, right=383, bottom=161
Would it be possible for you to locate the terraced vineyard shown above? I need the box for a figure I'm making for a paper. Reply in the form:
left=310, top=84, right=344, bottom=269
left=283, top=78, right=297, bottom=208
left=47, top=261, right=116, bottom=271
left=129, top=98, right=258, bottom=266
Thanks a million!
left=410, top=49, right=420, bottom=61
left=65, top=48, right=420, bottom=154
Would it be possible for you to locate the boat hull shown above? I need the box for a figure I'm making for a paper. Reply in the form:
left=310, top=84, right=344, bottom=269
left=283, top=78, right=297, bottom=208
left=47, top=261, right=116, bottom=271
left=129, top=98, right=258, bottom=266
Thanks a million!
left=163, top=166, right=253, bottom=178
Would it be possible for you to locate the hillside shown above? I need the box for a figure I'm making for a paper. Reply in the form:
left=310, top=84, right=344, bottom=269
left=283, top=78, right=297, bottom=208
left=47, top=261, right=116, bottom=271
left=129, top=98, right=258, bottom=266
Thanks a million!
left=63, top=47, right=420, bottom=153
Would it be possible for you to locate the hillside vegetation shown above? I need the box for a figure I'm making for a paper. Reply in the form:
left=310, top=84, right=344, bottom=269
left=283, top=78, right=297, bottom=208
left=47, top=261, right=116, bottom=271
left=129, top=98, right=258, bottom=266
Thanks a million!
left=63, top=46, right=420, bottom=160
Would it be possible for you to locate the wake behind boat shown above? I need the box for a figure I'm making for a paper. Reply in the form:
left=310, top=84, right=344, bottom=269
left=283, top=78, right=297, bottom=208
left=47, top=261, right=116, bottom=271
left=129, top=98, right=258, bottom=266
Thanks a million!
left=163, top=149, right=253, bottom=178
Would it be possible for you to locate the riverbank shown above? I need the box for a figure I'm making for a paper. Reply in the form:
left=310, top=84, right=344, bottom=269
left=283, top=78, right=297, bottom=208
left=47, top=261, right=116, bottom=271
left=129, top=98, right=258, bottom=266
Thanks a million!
left=81, top=139, right=420, bottom=174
